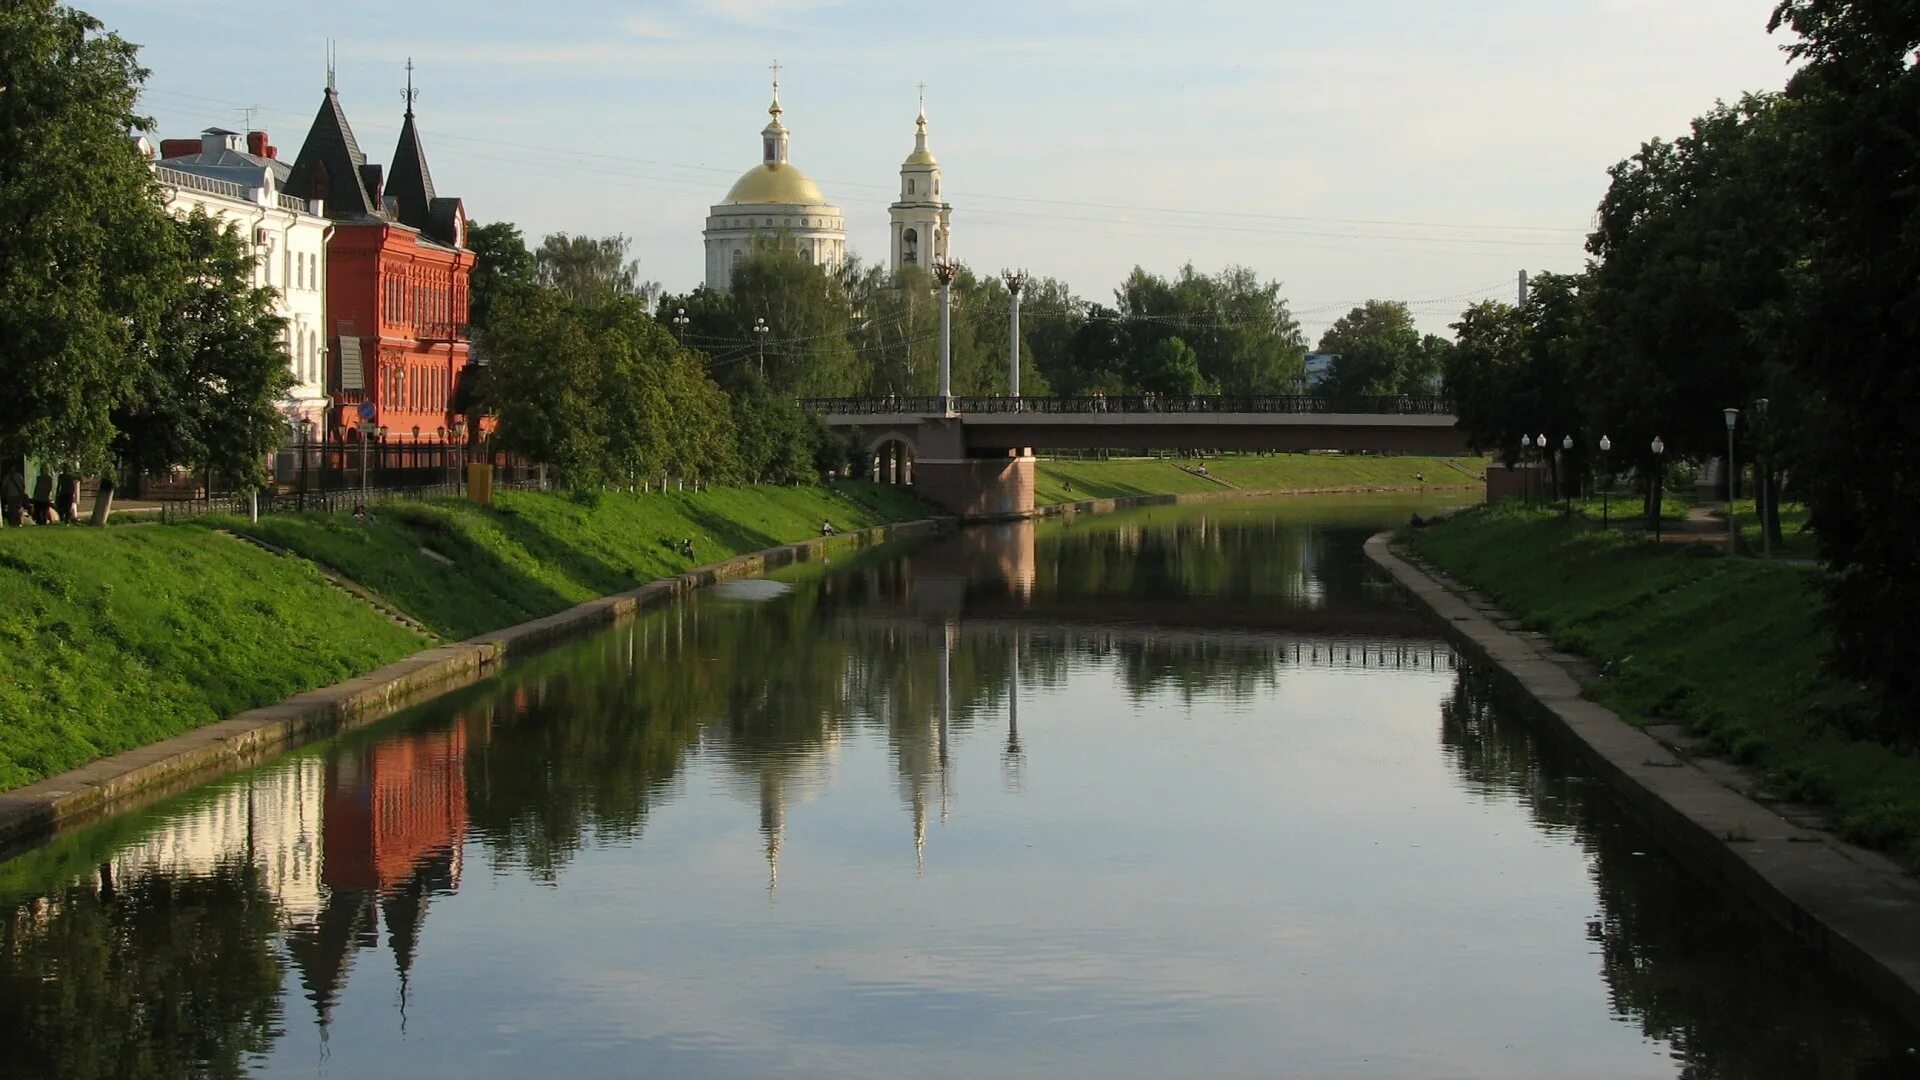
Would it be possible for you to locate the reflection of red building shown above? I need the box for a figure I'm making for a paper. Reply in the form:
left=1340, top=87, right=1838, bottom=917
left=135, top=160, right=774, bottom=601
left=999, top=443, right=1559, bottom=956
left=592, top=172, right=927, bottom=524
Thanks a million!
left=322, top=727, right=469, bottom=892
left=284, top=73, right=474, bottom=443
left=287, top=722, right=470, bottom=1028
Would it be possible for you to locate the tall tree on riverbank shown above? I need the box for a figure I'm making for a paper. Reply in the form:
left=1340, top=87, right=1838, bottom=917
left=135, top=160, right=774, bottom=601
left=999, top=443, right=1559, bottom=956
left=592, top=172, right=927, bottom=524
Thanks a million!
left=1317, top=301, right=1444, bottom=403
left=1767, top=0, right=1920, bottom=741
left=0, top=2, right=170, bottom=471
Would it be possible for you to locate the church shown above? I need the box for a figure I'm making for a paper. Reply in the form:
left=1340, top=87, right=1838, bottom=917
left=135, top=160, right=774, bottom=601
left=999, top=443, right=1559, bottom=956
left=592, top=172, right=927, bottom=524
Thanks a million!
left=702, top=74, right=952, bottom=291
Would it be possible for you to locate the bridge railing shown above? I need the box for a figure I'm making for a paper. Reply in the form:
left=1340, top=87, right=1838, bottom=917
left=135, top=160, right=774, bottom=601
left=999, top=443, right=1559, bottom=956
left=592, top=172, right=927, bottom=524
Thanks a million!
left=800, top=395, right=1453, bottom=416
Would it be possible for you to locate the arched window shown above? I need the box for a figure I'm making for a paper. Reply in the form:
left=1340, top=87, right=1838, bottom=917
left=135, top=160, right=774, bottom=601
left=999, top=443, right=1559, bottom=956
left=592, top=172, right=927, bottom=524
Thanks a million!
left=901, top=227, right=919, bottom=266
left=907, top=179, right=916, bottom=195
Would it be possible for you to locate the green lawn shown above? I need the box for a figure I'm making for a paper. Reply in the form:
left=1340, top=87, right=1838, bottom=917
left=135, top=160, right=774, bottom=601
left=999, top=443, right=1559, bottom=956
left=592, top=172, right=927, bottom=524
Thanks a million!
left=0, top=528, right=424, bottom=792
left=220, top=484, right=932, bottom=640
left=1732, top=499, right=1818, bottom=560
left=0, top=483, right=933, bottom=793
left=1410, top=502, right=1920, bottom=867
left=1034, top=453, right=1488, bottom=505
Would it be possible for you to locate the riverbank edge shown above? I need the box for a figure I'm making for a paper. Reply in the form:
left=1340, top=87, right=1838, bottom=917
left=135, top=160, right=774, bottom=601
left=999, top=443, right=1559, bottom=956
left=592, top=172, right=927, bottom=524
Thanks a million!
left=0, top=516, right=954, bottom=853
left=1363, top=532, right=1920, bottom=1031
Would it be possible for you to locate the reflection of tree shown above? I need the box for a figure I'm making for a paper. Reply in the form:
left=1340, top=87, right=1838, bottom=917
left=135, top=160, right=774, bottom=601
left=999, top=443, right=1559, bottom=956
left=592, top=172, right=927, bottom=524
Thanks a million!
left=1439, top=668, right=1911, bottom=1076
left=0, top=861, right=282, bottom=1079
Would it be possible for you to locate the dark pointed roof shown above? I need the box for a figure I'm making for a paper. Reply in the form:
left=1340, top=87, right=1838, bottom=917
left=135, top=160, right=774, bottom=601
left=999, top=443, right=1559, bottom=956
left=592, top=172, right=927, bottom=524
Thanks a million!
left=285, top=87, right=377, bottom=220
left=388, top=112, right=437, bottom=233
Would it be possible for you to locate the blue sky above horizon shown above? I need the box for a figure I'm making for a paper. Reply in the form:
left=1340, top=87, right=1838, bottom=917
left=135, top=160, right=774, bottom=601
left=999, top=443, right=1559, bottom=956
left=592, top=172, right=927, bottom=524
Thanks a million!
left=101, top=0, right=1793, bottom=336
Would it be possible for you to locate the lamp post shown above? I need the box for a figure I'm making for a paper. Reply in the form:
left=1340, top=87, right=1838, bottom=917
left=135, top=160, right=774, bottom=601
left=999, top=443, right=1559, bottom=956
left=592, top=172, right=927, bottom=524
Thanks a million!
left=1753, top=398, right=1771, bottom=559
left=673, top=308, right=691, bottom=344
left=1598, top=435, right=1612, bottom=527
left=1651, top=435, right=1666, bottom=541
left=376, top=425, right=389, bottom=489
left=752, top=317, right=770, bottom=378
left=1003, top=269, right=1028, bottom=403
left=452, top=418, right=468, bottom=488
left=1723, top=407, right=1740, bottom=554
left=1519, top=433, right=1532, bottom=507
left=1535, top=433, right=1548, bottom=510
left=933, top=258, right=959, bottom=413
left=1560, top=433, right=1573, bottom=518
left=358, top=421, right=372, bottom=495
left=298, top=417, right=315, bottom=511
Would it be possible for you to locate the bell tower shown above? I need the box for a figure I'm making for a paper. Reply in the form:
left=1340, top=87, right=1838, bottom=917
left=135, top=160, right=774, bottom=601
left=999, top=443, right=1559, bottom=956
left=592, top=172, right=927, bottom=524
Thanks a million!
left=890, top=86, right=952, bottom=276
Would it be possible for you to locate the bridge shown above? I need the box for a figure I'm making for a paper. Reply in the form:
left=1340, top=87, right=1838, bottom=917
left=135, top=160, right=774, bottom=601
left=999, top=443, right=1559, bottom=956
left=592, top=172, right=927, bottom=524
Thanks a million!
left=802, top=395, right=1465, bottom=519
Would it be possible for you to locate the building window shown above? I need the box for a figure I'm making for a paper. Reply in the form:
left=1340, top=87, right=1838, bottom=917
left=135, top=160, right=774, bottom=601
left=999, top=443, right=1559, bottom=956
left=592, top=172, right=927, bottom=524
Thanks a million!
left=907, top=179, right=915, bottom=195
left=902, top=227, right=919, bottom=266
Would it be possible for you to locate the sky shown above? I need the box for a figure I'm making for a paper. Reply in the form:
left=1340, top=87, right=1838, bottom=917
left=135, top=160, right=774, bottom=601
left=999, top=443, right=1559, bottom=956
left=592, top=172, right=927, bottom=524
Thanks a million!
left=99, top=0, right=1796, bottom=337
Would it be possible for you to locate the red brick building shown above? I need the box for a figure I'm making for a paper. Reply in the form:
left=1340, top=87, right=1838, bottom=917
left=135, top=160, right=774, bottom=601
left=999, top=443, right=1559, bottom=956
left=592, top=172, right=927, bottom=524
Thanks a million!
left=284, top=77, right=474, bottom=445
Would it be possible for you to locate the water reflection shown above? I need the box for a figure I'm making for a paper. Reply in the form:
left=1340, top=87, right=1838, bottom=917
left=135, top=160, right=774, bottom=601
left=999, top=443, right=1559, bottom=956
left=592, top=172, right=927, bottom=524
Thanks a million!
left=1, top=498, right=1912, bottom=1077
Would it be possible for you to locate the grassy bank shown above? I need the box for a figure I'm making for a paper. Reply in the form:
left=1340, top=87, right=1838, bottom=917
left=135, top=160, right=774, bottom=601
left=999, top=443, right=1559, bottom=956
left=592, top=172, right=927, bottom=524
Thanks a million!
left=0, top=484, right=930, bottom=793
left=1034, top=453, right=1487, bottom=505
left=1408, top=503, right=1920, bottom=866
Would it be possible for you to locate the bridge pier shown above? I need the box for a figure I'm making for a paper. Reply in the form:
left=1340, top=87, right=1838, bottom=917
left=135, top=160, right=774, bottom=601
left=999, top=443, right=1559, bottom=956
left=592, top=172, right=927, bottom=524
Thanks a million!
left=915, top=450, right=1035, bottom=521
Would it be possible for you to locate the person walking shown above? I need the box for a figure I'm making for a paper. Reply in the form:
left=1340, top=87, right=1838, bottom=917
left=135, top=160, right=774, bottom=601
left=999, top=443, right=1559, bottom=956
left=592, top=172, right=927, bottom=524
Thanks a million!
left=1, top=464, right=25, bottom=527
left=54, top=471, right=78, bottom=525
left=29, top=469, right=53, bottom=525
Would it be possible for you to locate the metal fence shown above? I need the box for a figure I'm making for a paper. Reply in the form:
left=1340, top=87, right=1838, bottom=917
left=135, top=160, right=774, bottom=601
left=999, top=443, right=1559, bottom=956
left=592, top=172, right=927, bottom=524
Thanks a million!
left=801, top=395, right=1454, bottom=416
left=154, top=476, right=551, bottom=524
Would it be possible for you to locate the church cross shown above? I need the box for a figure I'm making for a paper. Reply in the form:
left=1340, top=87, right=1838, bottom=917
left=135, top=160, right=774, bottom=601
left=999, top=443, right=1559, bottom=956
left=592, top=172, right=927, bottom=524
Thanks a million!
left=770, top=59, right=782, bottom=94
left=918, top=81, right=927, bottom=112
left=403, top=58, right=420, bottom=116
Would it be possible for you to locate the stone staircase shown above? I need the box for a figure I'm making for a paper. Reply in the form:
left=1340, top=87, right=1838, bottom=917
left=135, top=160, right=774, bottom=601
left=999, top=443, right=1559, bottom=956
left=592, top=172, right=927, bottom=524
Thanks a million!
left=217, top=530, right=438, bottom=640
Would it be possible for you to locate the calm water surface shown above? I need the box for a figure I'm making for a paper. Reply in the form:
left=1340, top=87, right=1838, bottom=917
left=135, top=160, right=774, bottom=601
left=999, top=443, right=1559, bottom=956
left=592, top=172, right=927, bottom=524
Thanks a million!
left=2, top=496, right=1914, bottom=1078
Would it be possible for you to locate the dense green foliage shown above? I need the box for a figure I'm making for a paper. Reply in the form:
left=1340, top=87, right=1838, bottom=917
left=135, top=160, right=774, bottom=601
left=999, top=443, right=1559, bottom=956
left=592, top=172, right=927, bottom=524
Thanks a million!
left=1439, top=5, right=1920, bottom=739
left=0, top=3, right=294, bottom=483
left=1316, top=300, right=1449, bottom=403
left=1412, top=504, right=1920, bottom=867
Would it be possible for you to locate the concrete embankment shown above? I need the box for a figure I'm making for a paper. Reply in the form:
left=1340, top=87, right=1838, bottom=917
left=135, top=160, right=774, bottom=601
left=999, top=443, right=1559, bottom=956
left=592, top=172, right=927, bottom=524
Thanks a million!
left=1364, top=533, right=1920, bottom=1031
left=0, top=517, right=950, bottom=853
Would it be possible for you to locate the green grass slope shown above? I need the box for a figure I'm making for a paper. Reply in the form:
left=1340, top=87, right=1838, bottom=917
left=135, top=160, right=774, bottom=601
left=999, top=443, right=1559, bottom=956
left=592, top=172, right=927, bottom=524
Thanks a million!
left=1410, top=502, right=1920, bottom=866
left=0, top=528, right=423, bottom=791
left=222, top=483, right=931, bottom=640
left=1034, top=454, right=1487, bottom=505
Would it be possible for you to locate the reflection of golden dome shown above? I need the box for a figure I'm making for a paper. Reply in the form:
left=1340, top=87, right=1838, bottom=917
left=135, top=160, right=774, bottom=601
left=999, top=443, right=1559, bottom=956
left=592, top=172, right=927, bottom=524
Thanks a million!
left=724, top=164, right=826, bottom=206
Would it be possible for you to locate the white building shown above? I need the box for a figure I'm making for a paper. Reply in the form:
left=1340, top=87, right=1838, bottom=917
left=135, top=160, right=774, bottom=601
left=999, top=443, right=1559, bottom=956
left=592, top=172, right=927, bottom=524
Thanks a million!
left=153, top=128, right=332, bottom=434
left=702, top=81, right=847, bottom=292
left=889, top=102, right=952, bottom=275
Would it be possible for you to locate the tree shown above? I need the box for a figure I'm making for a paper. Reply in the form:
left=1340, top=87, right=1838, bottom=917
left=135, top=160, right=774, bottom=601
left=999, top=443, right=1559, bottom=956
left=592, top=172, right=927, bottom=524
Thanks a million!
left=465, top=220, right=535, bottom=332
left=720, top=241, right=858, bottom=397
left=534, top=232, right=654, bottom=308
left=1763, top=1, right=1920, bottom=741
left=1112, top=264, right=1305, bottom=394
left=479, top=288, right=610, bottom=487
left=1316, top=301, right=1432, bottom=402
left=0, top=1, right=174, bottom=472
left=1132, top=337, right=1218, bottom=396
left=113, top=210, right=293, bottom=489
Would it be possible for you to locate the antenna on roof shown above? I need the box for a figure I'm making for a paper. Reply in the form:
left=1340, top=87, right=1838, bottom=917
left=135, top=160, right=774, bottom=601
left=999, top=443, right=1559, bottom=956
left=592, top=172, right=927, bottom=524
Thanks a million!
left=326, top=40, right=337, bottom=92
left=238, top=104, right=260, bottom=132
left=403, top=57, right=419, bottom=118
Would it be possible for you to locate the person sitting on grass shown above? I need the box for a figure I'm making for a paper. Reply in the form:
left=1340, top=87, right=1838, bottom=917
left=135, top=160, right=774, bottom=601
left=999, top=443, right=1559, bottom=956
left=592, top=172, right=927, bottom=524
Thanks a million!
left=680, top=537, right=696, bottom=560
left=821, top=519, right=836, bottom=537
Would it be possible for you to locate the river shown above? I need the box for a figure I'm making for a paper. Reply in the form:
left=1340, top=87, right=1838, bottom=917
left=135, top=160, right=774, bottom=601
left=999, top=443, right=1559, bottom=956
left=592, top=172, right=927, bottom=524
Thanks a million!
left=0, top=495, right=1912, bottom=1078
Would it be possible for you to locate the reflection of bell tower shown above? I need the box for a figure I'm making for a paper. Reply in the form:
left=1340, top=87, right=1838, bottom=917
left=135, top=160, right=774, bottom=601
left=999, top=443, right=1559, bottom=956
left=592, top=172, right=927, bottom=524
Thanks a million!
left=1003, top=634, right=1025, bottom=791
left=759, top=773, right=785, bottom=898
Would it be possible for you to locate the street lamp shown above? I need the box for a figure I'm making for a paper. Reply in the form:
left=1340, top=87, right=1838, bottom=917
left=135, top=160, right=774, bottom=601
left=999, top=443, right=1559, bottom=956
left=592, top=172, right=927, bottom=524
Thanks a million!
left=1560, top=434, right=1573, bottom=518
left=673, top=307, right=691, bottom=343
left=1598, top=435, right=1612, bottom=527
left=298, top=417, right=315, bottom=511
left=1519, top=433, right=1532, bottom=506
left=753, top=317, right=770, bottom=378
left=1651, top=435, right=1666, bottom=542
left=1752, top=398, right=1771, bottom=559
left=1723, top=407, right=1740, bottom=555
left=1536, top=433, right=1548, bottom=510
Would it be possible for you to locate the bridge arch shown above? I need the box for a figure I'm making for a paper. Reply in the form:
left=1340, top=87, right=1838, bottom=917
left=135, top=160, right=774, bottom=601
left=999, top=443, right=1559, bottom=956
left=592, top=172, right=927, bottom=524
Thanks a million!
left=865, top=431, right=918, bottom=486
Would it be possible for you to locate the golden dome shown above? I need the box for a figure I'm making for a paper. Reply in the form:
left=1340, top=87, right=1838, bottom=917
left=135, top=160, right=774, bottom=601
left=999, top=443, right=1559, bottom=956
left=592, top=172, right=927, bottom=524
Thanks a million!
left=903, top=148, right=938, bottom=166
left=723, top=163, right=826, bottom=206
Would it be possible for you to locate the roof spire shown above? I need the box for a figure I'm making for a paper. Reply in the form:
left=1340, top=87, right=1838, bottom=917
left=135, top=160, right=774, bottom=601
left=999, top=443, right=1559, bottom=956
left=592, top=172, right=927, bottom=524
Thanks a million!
left=402, top=58, right=419, bottom=119
left=326, top=39, right=336, bottom=93
left=768, top=59, right=783, bottom=119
